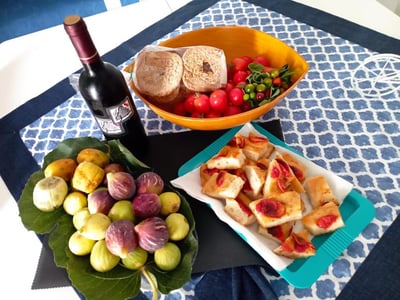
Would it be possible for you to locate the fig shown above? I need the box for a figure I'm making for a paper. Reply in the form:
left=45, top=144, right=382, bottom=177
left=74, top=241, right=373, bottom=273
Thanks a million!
left=103, top=163, right=125, bottom=185
left=72, top=207, right=91, bottom=230
left=108, top=200, right=135, bottom=222
left=135, top=217, right=169, bottom=252
left=77, top=148, right=110, bottom=168
left=136, top=171, right=164, bottom=195
left=71, top=161, right=105, bottom=194
left=107, top=172, right=136, bottom=200
left=44, top=158, right=77, bottom=181
left=63, top=191, right=88, bottom=215
left=159, top=192, right=181, bottom=216
left=105, top=220, right=137, bottom=259
left=132, top=192, right=161, bottom=218
left=79, top=213, right=111, bottom=240
left=121, top=246, right=148, bottom=270
left=165, top=213, right=190, bottom=241
left=90, top=240, right=120, bottom=272
left=87, top=187, right=115, bottom=215
left=154, top=242, right=181, bottom=271
left=68, top=231, right=95, bottom=256
left=32, top=176, right=68, bottom=212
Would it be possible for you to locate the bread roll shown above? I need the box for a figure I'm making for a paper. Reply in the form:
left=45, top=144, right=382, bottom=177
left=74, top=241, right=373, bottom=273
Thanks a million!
left=182, top=46, right=227, bottom=92
left=134, top=50, right=183, bottom=103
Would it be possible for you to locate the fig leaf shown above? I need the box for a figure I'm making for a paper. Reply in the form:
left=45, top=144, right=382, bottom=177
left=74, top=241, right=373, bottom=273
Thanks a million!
left=18, top=137, right=198, bottom=300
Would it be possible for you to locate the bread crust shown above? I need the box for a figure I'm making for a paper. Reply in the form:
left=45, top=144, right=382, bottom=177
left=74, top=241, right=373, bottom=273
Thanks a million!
left=302, top=201, right=344, bottom=235
left=304, top=175, right=339, bottom=208
left=182, top=46, right=226, bottom=92
left=135, top=50, right=183, bottom=103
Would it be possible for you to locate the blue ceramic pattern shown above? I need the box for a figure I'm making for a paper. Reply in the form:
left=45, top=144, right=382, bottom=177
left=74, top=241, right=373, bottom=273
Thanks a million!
left=19, top=0, right=400, bottom=299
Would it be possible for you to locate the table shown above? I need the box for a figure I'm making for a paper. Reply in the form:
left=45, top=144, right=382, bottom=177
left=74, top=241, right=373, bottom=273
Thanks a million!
left=1, top=0, right=400, bottom=299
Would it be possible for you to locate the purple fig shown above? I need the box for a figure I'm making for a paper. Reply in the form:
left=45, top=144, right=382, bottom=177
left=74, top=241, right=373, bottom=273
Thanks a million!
left=103, top=163, right=125, bottom=185
left=136, top=171, right=164, bottom=195
left=87, top=187, right=115, bottom=215
left=132, top=192, right=161, bottom=218
left=105, top=220, right=137, bottom=259
left=135, top=217, right=169, bottom=252
left=107, top=171, right=136, bottom=200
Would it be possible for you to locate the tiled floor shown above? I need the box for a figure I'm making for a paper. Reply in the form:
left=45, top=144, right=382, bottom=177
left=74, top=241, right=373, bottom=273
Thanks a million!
left=0, top=1, right=399, bottom=300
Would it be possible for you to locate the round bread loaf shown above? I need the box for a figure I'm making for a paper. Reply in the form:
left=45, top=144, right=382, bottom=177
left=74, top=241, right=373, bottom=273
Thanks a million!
left=135, top=50, right=183, bottom=103
left=182, top=46, right=227, bottom=92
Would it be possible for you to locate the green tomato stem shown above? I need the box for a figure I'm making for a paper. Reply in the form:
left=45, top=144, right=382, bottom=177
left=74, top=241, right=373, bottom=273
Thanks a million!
left=141, top=267, right=159, bottom=300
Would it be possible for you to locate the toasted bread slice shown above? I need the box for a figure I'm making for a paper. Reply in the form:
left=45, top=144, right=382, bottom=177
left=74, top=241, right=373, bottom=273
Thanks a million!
left=202, top=170, right=245, bottom=200
left=206, top=145, right=246, bottom=170
left=249, top=191, right=303, bottom=228
left=182, top=46, right=227, bottom=92
left=280, top=152, right=307, bottom=183
left=243, top=161, right=268, bottom=196
left=304, top=175, right=339, bottom=208
left=302, top=201, right=344, bottom=235
left=258, top=221, right=293, bottom=243
left=135, top=50, right=183, bottom=103
left=263, top=157, right=305, bottom=197
left=242, top=133, right=274, bottom=161
left=224, top=192, right=256, bottom=226
left=199, top=163, right=220, bottom=186
left=273, top=229, right=316, bottom=259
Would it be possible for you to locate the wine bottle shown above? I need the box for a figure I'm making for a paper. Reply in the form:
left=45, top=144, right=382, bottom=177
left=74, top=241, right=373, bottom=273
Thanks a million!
left=63, top=15, right=148, bottom=160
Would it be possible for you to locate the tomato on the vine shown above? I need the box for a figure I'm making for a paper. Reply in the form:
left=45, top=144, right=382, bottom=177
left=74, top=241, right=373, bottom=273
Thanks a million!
left=232, top=57, right=248, bottom=72
left=193, top=93, right=210, bottom=114
left=224, top=105, right=242, bottom=116
left=173, top=101, right=186, bottom=116
left=233, top=70, right=248, bottom=85
left=228, top=87, right=245, bottom=106
left=209, top=89, right=229, bottom=113
left=184, top=94, right=196, bottom=114
left=253, top=56, right=270, bottom=67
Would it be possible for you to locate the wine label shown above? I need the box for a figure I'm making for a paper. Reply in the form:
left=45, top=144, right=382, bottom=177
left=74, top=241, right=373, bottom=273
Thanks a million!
left=94, top=97, right=134, bottom=135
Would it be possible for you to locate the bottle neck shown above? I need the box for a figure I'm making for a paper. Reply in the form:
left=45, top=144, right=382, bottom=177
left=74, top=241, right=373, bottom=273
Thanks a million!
left=64, top=15, right=101, bottom=65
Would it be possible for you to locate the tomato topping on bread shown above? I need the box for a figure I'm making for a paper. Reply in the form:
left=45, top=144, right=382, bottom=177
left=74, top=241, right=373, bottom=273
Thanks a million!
left=258, top=222, right=293, bottom=243
left=302, top=201, right=344, bottom=235
left=249, top=192, right=303, bottom=228
left=201, top=170, right=245, bottom=200
left=273, top=230, right=316, bottom=259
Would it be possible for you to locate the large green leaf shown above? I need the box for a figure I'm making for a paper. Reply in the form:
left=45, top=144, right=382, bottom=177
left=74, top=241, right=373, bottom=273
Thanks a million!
left=18, top=138, right=198, bottom=300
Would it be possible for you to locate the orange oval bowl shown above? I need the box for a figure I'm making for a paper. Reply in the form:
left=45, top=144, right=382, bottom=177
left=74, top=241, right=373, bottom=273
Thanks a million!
left=126, top=26, right=308, bottom=130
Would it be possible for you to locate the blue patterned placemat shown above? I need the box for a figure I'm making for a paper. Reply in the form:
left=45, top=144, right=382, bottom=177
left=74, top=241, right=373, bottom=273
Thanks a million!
left=19, top=0, right=400, bottom=299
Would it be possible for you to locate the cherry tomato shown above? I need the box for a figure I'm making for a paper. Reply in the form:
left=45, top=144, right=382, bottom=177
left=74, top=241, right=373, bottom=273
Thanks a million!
left=272, top=77, right=282, bottom=86
left=256, top=92, right=265, bottom=101
left=224, top=82, right=234, bottom=93
left=205, top=110, right=222, bottom=118
left=191, top=111, right=204, bottom=118
left=270, top=69, right=280, bottom=78
left=173, top=101, right=187, bottom=116
left=233, top=70, right=248, bottom=85
left=253, top=56, right=270, bottom=67
left=241, top=101, right=252, bottom=111
left=184, top=94, right=196, bottom=114
left=193, top=93, right=210, bottom=114
left=224, top=105, right=242, bottom=116
left=232, top=57, right=248, bottom=72
left=241, top=55, right=253, bottom=65
left=228, top=87, right=245, bottom=106
left=209, top=89, right=229, bottom=113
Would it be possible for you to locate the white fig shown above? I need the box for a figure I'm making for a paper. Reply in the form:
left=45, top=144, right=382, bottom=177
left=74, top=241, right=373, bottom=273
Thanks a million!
left=32, top=176, right=68, bottom=212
